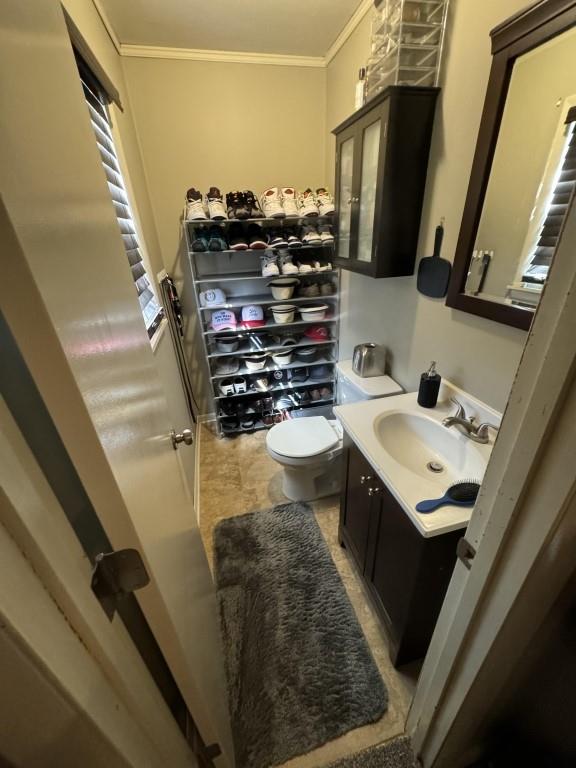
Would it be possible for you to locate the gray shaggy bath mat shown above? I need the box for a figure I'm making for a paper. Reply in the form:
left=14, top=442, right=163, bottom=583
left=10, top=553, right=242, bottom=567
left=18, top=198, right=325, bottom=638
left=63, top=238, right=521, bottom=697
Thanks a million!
left=325, top=736, right=418, bottom=768
left=213, top=502, right=388, bottom=768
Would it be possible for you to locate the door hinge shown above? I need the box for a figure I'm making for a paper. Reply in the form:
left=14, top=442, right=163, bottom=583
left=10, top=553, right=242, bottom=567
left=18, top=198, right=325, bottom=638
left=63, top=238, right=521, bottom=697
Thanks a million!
left=91, top=549, right=150, bottom=620
left=456, top=537, right=477, bottom=570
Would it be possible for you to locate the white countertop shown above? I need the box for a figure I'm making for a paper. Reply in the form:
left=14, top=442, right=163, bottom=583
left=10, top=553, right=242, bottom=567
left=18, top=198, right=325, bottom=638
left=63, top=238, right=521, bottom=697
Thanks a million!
left=334, top=381, right=501, bottom=538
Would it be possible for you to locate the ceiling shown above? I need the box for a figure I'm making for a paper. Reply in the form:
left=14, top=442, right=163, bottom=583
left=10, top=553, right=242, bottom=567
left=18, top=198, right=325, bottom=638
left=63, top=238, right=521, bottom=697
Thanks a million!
left=97, top=0, right=365, bottom=57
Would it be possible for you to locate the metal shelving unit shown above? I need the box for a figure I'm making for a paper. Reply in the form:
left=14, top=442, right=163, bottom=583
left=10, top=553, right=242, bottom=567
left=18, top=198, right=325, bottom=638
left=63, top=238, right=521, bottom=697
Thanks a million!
left=184, top=215, right=340, bottom=437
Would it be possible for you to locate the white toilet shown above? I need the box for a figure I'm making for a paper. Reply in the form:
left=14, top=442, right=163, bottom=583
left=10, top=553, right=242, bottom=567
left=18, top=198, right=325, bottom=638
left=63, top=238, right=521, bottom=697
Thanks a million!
left=266, top=360, right=403, bottom=501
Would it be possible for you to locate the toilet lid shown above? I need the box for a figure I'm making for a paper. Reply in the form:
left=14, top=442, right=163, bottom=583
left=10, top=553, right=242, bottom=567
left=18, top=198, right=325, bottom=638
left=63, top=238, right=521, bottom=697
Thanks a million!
left=266, top=416, right=339, bottom=459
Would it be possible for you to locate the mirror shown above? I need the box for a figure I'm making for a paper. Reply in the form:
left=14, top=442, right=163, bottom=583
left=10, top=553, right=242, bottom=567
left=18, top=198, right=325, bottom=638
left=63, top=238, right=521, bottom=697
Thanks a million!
left=446, top=1, right=576, bottom=331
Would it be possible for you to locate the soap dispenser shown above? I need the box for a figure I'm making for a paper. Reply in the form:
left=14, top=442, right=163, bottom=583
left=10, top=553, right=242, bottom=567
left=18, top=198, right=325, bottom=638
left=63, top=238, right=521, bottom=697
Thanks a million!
left=418, top=361, right=441, bottom=408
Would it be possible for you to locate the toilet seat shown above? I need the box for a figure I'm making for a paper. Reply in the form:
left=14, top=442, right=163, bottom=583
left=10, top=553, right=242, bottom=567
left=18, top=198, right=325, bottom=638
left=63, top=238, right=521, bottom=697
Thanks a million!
left=266, top=416, right=339, bottom=459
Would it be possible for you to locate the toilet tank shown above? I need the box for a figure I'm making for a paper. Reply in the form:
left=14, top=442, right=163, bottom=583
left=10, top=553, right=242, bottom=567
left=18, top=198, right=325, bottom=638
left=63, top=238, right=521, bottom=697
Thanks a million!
left=336, top=360, right=403, bottom=405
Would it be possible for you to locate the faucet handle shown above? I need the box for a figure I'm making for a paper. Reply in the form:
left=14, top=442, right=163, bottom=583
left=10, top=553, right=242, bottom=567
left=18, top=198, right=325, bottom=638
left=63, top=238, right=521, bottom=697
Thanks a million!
left=450, top=397, right=466, bottom=420
left=475, top=422, right=499, bottom=442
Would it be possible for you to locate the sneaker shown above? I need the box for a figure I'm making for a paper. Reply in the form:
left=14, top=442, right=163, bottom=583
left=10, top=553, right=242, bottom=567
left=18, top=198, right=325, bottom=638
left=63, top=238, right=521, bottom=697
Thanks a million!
left=318, top=224, right=334, bottom=245
left=226, top=191, right=250, bottom=220
left=301, top=224, right=322, bottom=246
left=276, top=248, right=299, bottom=276
left=267, top=228, right=289, bottom=248
left=298, top=282, right=320, bottom=297
left=247, top=223, right=267, bottom=250
left=207, top=225, right=228, bottom=252
left=185, top=188, right=207, bottom=220
left=260, top=252, right=280, bottom=277
left=315, top=188, right=335, bottom=216
left=244, top=191, right=264, bottom=219
left=296, top=261, right=314, bottom=274
left=206, top=187, right=228, bottom=220
left=296, top=189, right=319, bottom=217
left=281, top=188, right=299, bottom=217
left=260, top=187, right=285, bottom=219
left=285, top=228, right=303, bottom=248
left=228, top=223, right=248, bottom=250
left=191, top=227, right=209, bottom=252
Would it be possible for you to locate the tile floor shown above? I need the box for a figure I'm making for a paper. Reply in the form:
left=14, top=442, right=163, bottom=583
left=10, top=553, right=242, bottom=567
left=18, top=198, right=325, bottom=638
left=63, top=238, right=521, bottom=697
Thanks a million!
left=198, top=423, right=419, bottom=768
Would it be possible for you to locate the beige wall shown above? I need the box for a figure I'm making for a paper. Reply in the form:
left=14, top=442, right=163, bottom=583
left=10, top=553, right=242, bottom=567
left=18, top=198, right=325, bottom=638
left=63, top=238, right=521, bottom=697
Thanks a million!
left=122, top=57, right=327, bottom=412
left=326, top=1, right=530, bottom=412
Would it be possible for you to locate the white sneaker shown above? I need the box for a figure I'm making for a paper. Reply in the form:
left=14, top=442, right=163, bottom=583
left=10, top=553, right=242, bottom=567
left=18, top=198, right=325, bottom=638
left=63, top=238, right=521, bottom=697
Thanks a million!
left=296, top=261, right=314, bottom=274
left=185, top=188, right=207, bottom=220
left=281, top=188, right=299, bottom=217
left=318, top=224, right=334, bottom=245
left=206, top=187, right=228, bottom=220
left=276, top=248, right=299, bottom=275
left=316, top=188, right=335, bottom=216
left=260, top=252, right=279, bottom=277
left=301, top=225, right=322, bottom=246
left=260, top=187, right=285, bottom=219
left=296, top=188, right=320, bottom=217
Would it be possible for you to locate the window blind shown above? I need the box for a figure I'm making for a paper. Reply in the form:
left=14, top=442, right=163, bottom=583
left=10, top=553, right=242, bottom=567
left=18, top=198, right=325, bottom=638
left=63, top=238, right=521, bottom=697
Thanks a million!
left=524, top=115, right=576, bottom=283
left=75, top=54, right=164, bottom=338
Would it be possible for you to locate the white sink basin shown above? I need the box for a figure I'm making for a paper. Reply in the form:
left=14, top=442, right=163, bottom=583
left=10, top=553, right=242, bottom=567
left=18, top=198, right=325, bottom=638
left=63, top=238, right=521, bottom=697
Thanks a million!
left=374, top=410, right=487, bottom=483
left=334, top=384, right=501, bottom=537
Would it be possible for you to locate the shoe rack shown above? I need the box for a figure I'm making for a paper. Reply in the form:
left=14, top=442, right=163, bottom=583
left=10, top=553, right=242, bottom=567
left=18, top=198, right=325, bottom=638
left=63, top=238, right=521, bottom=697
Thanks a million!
left=184, top=215, right=340, bottom=437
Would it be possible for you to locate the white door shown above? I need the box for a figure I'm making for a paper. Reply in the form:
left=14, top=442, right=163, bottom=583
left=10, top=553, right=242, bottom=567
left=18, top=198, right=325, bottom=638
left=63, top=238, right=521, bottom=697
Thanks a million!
left=0, top=396, right=195, bottom=768
left=0, top=2, right=233, bottom=763
left=407, top=201, right=576, bottom=766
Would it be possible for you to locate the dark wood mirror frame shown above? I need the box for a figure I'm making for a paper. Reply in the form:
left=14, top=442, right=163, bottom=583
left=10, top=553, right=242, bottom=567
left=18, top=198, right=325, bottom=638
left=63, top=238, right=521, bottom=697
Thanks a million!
left=446, top=0, right=576, bottom=331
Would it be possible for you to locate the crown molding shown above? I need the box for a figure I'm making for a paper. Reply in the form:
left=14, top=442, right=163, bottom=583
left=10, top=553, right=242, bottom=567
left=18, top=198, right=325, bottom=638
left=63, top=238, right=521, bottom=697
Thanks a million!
left=325, top=0, right=374, bottom=65
left=120, top=44, right=326, bottom=68
left=91, top=0, right=121, bottom=54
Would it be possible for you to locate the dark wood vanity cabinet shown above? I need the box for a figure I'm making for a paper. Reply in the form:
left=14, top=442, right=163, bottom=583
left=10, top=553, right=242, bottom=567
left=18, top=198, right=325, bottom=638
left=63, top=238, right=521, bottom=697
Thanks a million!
left=332, top=86, right=439, bottom=278
left=339, top=442, right=461, bottom=667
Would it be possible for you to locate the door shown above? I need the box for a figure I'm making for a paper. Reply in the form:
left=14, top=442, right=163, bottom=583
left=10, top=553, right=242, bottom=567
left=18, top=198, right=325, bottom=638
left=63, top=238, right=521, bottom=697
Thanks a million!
left=340, top=444, right=376, bottom=570
left=335, top=127, right=356, bottom=262
left=0, top=2, right=233, bottom=759
left=354, top=106, right=387, bottom=266
left=0, top=395, right=194, bottom=767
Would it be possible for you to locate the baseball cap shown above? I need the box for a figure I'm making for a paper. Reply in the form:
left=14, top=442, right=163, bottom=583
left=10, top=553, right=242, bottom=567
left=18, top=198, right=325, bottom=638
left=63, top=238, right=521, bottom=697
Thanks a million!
left=241, top=305, right=265, bottom=329
left=304, top=325, right=331, bottom=342
left=211, top=309, right=237, bottom=331
left=199, top=288, right=226, bottom=307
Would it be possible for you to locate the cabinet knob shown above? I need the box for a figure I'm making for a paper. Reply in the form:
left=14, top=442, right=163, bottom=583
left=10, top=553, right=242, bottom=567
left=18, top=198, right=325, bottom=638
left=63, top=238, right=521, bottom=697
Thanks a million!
left=360, top=475, right=372, bottom=485
left=368, top=487, right=382, bottom=496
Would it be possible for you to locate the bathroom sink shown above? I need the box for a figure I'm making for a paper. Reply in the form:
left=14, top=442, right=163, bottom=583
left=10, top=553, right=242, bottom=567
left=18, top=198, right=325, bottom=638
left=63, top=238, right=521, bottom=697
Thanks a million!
left=374, top=410, right=487, bottom=482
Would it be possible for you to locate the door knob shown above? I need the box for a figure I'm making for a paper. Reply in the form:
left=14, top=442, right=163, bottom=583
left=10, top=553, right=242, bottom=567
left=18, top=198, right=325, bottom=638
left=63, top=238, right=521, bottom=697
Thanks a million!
left=368, top=487, right=382, bottom=496
left=360, top=475, right=372, bottom=485
left=171, top=428, right=193, bottom=449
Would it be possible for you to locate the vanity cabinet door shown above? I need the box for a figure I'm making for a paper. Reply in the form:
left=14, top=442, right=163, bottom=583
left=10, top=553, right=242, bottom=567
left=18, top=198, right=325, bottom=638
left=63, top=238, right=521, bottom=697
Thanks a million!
left=339, top=444, right=376, bottom=572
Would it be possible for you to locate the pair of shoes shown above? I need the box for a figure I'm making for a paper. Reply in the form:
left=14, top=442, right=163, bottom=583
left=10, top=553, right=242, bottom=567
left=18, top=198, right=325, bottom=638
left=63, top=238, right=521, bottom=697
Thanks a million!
left=297, top=188, right=335, bottom=217
left=228, top=223, right=268, bottom=250
left=301, top=224, right=334, bottom=246
left=295, top=260, right=332, bottom=274
left=260, top=187, right=299, bottom=218
left=260, top=249, right=299, bottom=277
left=267, top=227, right=302, bottom=248
left=191, top=225, right=227, bottom=251
left=259, top=187, right=335, bottom=218
left=185, top=187, right=228, bottom=220
left=227, top=191, right=264, bottom=220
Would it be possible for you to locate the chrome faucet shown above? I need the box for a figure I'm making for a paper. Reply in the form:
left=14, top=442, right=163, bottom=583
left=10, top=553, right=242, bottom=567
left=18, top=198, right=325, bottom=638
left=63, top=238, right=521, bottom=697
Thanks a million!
left=442, top=398, right=499, bottom=444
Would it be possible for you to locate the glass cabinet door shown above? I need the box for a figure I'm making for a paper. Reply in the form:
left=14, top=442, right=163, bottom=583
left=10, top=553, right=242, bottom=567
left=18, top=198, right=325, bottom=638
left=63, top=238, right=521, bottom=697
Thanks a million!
left=357, top=119, right=382, bottom=263
left=337, top=136, right=355, bottom=260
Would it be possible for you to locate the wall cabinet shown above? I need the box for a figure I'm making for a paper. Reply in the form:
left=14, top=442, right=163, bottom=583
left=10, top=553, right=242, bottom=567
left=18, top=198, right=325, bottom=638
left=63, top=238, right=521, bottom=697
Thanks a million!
left=333, top=86, right=439, bottom=278
left=339, top=441, right=460, bottom=667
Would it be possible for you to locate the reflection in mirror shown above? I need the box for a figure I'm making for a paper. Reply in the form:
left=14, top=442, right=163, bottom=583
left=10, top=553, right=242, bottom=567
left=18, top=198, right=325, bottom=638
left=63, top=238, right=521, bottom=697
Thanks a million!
left=465, top=27, right=576, bottom=310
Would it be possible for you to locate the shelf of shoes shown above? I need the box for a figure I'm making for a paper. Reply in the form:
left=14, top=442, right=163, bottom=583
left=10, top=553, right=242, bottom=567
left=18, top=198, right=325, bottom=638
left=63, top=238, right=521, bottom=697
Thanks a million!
left=183, top=188, right=340, bottom=437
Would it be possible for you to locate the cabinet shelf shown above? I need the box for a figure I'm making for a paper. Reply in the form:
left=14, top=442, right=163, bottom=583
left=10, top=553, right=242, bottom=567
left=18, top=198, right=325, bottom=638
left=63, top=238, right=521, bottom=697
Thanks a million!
left=204, top=317, right=336, bottom=336
left=189, top=244, right=333, bottom=257
left=207, top=337, right=335, bottom=359
left=186, top=214, right=335, bottom=227
left=215, top=376, right=334, bottom=400
left=198, top=293, right=337, bottom=311
left=194, top=269, right=338, bottom=284
left=211, top=355, right=334, bottom=380
left=220, top=399, right=335, bottom=435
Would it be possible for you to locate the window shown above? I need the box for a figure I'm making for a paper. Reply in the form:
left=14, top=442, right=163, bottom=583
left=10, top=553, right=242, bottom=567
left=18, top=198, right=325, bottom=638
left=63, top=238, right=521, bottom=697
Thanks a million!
left=74, top=53, right=164, bottom=339
left=522, top=108, right=576, bottom=285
